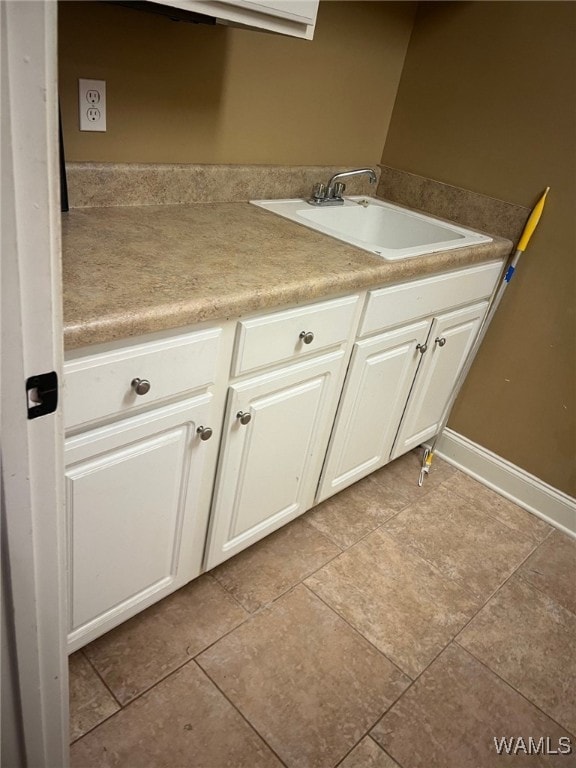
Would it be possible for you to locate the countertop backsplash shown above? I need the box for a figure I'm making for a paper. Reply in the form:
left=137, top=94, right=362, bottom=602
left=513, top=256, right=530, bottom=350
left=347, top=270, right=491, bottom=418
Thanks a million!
left=377, top=165, right=529, bottom=243
left=65, top=161, right=528, bottom=244
left=65, top=163, right=381, bottom=209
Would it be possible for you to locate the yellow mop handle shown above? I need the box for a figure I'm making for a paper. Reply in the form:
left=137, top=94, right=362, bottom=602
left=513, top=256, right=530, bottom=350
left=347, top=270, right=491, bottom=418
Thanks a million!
left=517, top=187, right=550, bottom=252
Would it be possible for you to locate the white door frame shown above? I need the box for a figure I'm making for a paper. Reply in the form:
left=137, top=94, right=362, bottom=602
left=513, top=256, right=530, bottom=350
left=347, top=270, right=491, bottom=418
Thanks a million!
left=1, top=1, right=68, bottom=766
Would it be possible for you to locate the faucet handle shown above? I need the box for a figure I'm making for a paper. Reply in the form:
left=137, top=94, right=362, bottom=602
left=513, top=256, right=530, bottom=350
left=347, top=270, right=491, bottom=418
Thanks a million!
left=312, top=182, right=326, bottom=200
left=333, top=182, right=346, bottom=199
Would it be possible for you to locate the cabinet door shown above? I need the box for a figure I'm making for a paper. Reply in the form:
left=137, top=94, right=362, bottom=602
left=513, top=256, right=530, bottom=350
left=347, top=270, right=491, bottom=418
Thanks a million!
left=205, top=351, right=345, bottom=568
left=317, top=320, right=430, bottom=502
left=65, top=396, right=217, bottom=650
left=391, top=301, right=488, bottom=459
left=151, top=1, right=318, bottom=39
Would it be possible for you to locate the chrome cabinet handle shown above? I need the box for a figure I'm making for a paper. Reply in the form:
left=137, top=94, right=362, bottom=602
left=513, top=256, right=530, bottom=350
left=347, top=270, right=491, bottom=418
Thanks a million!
left=236, top=411, right=252, bottom=425
left=131, top=378, right=151, bottom=395
left=416, top=343, right=428, bottom=354
left=299, top=331, right=315, bottom=345
left=196, top=426, right=213, bottom=441
left=435, top=337, right=447, bottom=347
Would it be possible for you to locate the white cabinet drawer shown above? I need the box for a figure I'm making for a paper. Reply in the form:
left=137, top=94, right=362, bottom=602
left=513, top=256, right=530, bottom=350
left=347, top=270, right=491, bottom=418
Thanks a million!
left=360, top=262, right=502, bottom=337
left=64, top=328, right=221, bottom=430
left=233, top=295, right=359, bottom=376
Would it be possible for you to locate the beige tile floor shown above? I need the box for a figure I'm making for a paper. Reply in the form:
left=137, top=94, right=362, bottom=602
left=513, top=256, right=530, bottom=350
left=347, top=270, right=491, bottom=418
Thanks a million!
left=69, top=451, right=576, bottom=768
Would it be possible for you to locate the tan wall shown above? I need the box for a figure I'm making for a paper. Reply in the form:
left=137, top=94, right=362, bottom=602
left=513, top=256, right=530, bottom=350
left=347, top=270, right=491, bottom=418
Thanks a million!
left=58, top=1, right=415, bottom=165
left=382, top=1, right=576, bottom=495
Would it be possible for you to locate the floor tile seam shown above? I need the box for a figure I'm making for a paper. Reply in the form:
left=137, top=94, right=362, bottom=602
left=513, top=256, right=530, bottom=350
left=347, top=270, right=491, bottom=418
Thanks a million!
left=292, top=544, right=358, bottom=593
left=208, top=526, right=344, bottom=613
left=334, top=724, right=404, bottom=768
left=206, top=570, right=261, bottom=616
left=299, top=514, right=346, bottom=552
left=331, top=714, right=408, bottom=768
left=193, top=657, right=290, bottom=768
left=210, top=581, right=306, bottom=623
left=306, top=522, right=347, bottom=551
left=306, top=513, right=401, bottom=565
left=304, top=515, right=345, bottom=550
left=453, top=640, right=576, bottom=740
left=385, top=485, right=544, bottom=592
left=71, top=653, right=291, bottom=764
left=306, top=505, right=403, bottom=552
left=447, top=485, right=552, bottom=545
left=304, top=521, right=494, bottom=634
left=83, top=608, right=256, bottom=719
left=374, top=525, right=483, bottom=605
left=79, top=648, right=123, bottom=710
left=369, top=476, right=433, bottom=510
left=366, top=736, right=407, bottom=768
left=367, top=640, right=470, bottom=745
left=513, top=570, right=576, bottom=620
left=449, top=539, right=547, bottom=643
left=88, top=654, right=203, bottom=726
left=213, top=538, right=350, bottom=615
left=302, top=539, right=500, bottom=681
left=366, top=464, right=437, bottom=507
left=69, top=704, right=122, bottom=746
left=301, top=582, right=414, bottom=685
left=69, top=647, right=190, bottom=746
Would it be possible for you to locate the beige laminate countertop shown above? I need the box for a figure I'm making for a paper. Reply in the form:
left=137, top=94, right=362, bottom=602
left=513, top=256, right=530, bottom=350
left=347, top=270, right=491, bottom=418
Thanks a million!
left=62, top=202, right=512, bottom=351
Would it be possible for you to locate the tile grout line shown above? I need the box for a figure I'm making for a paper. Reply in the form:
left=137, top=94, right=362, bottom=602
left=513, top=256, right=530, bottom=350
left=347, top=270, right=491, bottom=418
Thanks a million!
left=200, top=576, right=418, bottom=767
left=197, top=579, right=411, bottom=768
left=303, top=465, right=452, bottom=557
left=79, top=648, right=123, bottom=708
left=514, top=568, right=576, bottom=619
left=450, top=525, right=559, bottom=645
left=209, top=519, right=345, bottom=612
left=72, top=589, right=255, bottom=744
left=70, top=651, right=124, bottom=745
left=381, top=501, right=542, bottom=607
left=302, top=536, right=486, bottom=675
left=193, top=658, right=290, bottom=768
left=207, top=454, right=453, bottom=616
left=305, top=492, right=568, bottom=758
left=368, top=737, right=407, bottom=768
left=70, top=655, right=201, bottom=744
left=332, top=726, right=407, bottom=768
left=72, top=653, right=289, bottom=766
left=453, top=641, right=576, bottom=741
left=300, top=583, right=413, bottom=684
left=303, top=504, right=560, bottom=759
left=446, top=483, right=554, bottom=545
left=206, top=570, right=258, bottom=616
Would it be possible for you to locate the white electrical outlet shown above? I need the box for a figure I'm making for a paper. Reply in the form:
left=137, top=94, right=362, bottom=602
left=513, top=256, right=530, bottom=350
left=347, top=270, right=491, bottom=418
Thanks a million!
left=79, top=79, right=106, bottom=132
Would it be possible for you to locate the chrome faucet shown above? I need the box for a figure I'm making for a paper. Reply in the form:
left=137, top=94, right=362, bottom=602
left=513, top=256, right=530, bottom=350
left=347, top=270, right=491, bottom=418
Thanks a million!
left=308, top=167, right=377, bottom=206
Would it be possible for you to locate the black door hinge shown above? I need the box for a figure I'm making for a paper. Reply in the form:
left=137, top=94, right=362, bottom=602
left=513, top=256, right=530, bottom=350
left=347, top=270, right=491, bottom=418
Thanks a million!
left=26, top=371, right=58, bottom=419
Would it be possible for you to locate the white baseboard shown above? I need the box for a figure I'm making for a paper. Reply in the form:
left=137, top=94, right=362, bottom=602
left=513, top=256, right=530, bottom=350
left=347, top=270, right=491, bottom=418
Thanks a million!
left=431, top=429, right=576, bottom=539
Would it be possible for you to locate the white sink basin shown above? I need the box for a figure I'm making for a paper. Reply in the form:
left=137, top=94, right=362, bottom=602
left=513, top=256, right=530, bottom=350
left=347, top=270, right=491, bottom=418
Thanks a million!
left=251, top=196, right=492, bottom=260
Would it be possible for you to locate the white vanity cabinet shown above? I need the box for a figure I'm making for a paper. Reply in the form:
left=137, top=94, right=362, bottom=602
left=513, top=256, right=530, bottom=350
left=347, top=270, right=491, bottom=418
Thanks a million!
left=64, top=327, right=229, bottom=651
left=151, top=0, right=319, bottom=39
left=390, top=301, right=488, bottom=459
left=317, top=262, right=502, bottom=502
left=204, top=295, right=360, bottom=569
left=63, top=259, right=504, bottom=647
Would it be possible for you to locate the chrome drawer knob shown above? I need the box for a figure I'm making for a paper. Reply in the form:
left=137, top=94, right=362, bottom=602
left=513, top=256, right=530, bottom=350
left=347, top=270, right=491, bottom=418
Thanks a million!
left=299, top=331, right=315, bottom=345
left=435, top=337, right=447, bottom=347
left=196, top=425, right=213, bottom=441
left=236, top=411, right=252, bottom=425
left=131, top=378, right=151, bottom=395
left=416, top=343, right=428, bottom=354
